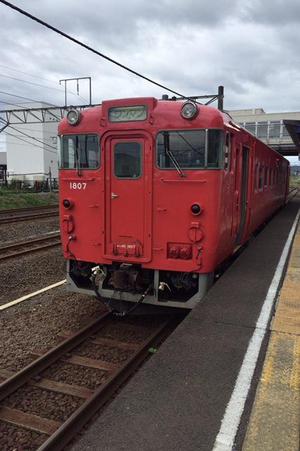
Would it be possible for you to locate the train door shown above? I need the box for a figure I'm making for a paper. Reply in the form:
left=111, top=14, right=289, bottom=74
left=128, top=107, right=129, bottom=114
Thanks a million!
left=235, top=146, right=249, bottom=244
left=104, top=135, right=152, bottom=262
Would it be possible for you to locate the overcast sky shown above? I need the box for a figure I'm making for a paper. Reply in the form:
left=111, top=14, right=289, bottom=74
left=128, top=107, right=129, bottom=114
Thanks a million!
left=0, top=0, right=299, bottom=161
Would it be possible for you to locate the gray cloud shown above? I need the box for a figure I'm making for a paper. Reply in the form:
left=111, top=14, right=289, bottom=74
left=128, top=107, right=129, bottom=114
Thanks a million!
left=0, top=0, right=299, bottom=114
left=244, top=0, right=300, bottom=25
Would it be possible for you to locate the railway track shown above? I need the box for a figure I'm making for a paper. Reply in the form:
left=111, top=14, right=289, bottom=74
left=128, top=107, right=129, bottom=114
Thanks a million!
left=287, top=187, right=299, bottom=201
left=0, top=205, right=58, bottom=225
left=0, top=311, right=177, bottom=450
left=0, top=232, right=61, bottom=261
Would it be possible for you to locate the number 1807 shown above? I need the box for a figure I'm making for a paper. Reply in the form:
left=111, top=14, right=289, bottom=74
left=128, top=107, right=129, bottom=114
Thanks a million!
left=69, top=182, right=87, bottom=190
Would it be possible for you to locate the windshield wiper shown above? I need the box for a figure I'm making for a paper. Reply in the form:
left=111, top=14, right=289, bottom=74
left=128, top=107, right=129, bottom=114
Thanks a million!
left=75, top=136, right=82, bottom=177
left=163, top=132, right=185, bottom=177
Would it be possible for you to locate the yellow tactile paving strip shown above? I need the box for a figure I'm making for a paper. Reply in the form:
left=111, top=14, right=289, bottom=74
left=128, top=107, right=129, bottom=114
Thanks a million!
left=243, top=218, right=300, bottom=451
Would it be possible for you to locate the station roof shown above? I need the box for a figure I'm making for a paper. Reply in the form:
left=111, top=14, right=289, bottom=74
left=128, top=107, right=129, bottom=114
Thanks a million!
left=283, top=120, right=300, bottom=154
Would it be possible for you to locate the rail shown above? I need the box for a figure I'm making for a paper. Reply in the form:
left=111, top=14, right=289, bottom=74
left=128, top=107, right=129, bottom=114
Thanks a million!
left=0, top=311, right=176, bottom=450
left=287, top=187, right=299, bottom=202
left=0, top=205, right=58, bottom=224
left=0, top=232, right=61, bottom=261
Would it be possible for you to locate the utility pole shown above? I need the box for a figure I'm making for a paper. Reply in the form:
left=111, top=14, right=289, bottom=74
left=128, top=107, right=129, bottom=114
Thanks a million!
left=48, top=166, right=52, bottom=192
left=59, top=77, right=92, bottom=106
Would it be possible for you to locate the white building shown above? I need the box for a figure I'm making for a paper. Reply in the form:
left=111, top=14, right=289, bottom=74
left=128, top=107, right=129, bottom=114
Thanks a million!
left=0, top=152, right=6, bottom=165
left=5, top=102, right=59, bottom=182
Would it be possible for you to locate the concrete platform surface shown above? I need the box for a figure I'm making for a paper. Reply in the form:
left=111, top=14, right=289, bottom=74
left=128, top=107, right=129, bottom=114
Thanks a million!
left=72, top=198, right=300, bottom=451
left=243, top=214, right=300, bottom=451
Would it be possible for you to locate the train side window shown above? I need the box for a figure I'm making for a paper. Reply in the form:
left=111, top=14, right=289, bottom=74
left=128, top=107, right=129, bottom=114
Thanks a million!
left=264, top=167, right=268, bottom=187
left=269, top=168, right=273, bottom=186
left=259, top=165, right=264, bottom=190
left=60, top=135, right=100, bottom=169
left=114, top=142, right=142, bottom=179
left=255, top=163, right=259, bottom=191
left=207, top=130, right=224, bottom=168
left=224, top=133, right=230, bottom=170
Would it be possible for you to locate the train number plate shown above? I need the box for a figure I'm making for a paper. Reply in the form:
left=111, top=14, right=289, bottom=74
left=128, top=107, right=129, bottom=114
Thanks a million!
left=69, top=182, right=87, bottom=190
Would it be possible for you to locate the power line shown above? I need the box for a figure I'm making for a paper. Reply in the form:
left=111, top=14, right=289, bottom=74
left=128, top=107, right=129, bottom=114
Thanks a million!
left=1, top=117, right=58, bottom=154
left=2, top=124, right=57, bottom=133
left=4, top=131, right=56, bottom=154
left=0, top=72, right=88, bottom=103
left=0, top=89, right=56, bottom=105
left=0, top=63, right=66, bottom=86
left=6, top=124, right=57, bottom=151
left=0, top=63, right=89, bottom=103
left=0, top=0, right=195, bottom=101
left=0, top=72, right=68, bottom=92
left=0, top=98, right=27, bottom=109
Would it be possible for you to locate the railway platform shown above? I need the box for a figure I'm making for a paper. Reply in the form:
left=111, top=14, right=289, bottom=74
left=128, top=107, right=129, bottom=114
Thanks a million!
left=71, top=196, right=300, bottom=451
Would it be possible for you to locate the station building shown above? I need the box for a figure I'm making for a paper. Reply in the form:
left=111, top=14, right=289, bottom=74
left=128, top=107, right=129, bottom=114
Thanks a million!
left=230, top=108, right=300, bottom=158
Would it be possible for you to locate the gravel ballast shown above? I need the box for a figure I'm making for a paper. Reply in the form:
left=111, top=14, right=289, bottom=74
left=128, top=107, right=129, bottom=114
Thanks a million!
left=42, top=362, right=108, bottom=390
left=0, top=421, right=47, bottom=451
left=3, top=385, right=83, bottom=422
left=0, top=286, right=106, bottom=372
left=0, top=217, right=59, bottom=244
left=0, top=247, right=65, bottom=306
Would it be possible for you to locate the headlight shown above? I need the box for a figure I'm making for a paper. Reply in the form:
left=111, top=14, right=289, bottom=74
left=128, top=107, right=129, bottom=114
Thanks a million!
left=67, top=109, right=81, bottom=126
left=191, top=203, right=202, bottom=215
left=181, top=102, right=198, bottom=120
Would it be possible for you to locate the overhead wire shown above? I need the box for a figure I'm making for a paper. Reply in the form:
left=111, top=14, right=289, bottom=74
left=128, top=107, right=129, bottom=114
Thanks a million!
left=4, top=131, right=57, bottom=154
left=0, top=72, right=89, bottom=103
left=0, top=73, right=70, bottom=92
left=6, top=124, right=57, bottom=151
left=0, top=0, right=198, bottom=102
left=0, top=98, right=28, bottom=109
left=0, top=63, right=89, bottom=103
left=0, top=90, right=56, bottom=106
left=0, top=116, right=58, bottom=154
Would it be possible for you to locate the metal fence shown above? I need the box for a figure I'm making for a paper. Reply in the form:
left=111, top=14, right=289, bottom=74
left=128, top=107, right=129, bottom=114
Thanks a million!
left=0, top=177, right=58, bottom=192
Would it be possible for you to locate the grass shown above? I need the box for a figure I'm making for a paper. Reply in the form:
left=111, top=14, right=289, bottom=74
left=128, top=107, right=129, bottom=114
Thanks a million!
left=289, top=176, right=300, bottom=189
left=0, top=191, right=58, bottom=210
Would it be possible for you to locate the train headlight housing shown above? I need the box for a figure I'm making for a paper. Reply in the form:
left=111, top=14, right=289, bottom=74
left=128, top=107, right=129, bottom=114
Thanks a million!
left=181, top=102, right=198, bottom=120
left=67, top=109, right=81, bottom=126
left=63, top=199, right=73, bottom=209
left=191, top=203, right=202, bottom=215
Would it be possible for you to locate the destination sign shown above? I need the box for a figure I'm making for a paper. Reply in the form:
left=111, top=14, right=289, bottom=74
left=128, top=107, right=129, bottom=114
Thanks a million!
left=108, top=105, right=147, bottom=122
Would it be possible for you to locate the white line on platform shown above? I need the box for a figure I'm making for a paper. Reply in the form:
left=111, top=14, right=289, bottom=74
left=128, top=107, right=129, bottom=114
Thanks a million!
left=213, top=208, right=300, bottom=451
left=0, top=280, right=66, bottom=312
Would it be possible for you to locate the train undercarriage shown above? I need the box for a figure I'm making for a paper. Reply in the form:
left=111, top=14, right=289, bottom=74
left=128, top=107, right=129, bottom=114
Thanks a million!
left=67, top=260, right=214, bottom=311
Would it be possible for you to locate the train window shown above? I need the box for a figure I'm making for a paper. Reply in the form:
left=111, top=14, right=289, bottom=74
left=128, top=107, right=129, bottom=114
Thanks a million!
left=255, top=163, right=259, bottom=191
left=114, top=142, right=141, bottom=178
left=60, top=135, right=100, bottom=169
left=207, top=130, right=224, bottom=168
left=259, top=165, right=264, bottom=190
left=224, top=133, right=230, bottom=170
left=156, top=130, right=223, bottom=170
left=264, top=167, right=268, bottom=187
left=269, top=168, right=273, bottom=186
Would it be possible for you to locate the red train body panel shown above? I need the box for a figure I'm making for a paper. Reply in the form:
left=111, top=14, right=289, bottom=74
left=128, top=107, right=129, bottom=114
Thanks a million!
left=58, top=97, right=289, bottom=309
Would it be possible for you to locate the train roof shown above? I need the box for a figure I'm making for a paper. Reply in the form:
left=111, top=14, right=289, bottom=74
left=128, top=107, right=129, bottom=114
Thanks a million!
left=58, top=97, right=233, bottom=134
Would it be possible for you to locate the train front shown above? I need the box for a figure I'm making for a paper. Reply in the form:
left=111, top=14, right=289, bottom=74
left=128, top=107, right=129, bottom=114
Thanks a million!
left=58, top=97, right=226, bottom=311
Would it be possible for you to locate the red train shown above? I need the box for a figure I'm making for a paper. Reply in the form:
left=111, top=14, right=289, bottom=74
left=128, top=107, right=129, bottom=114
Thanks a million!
left=58, top=95, right=289, bottom=311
